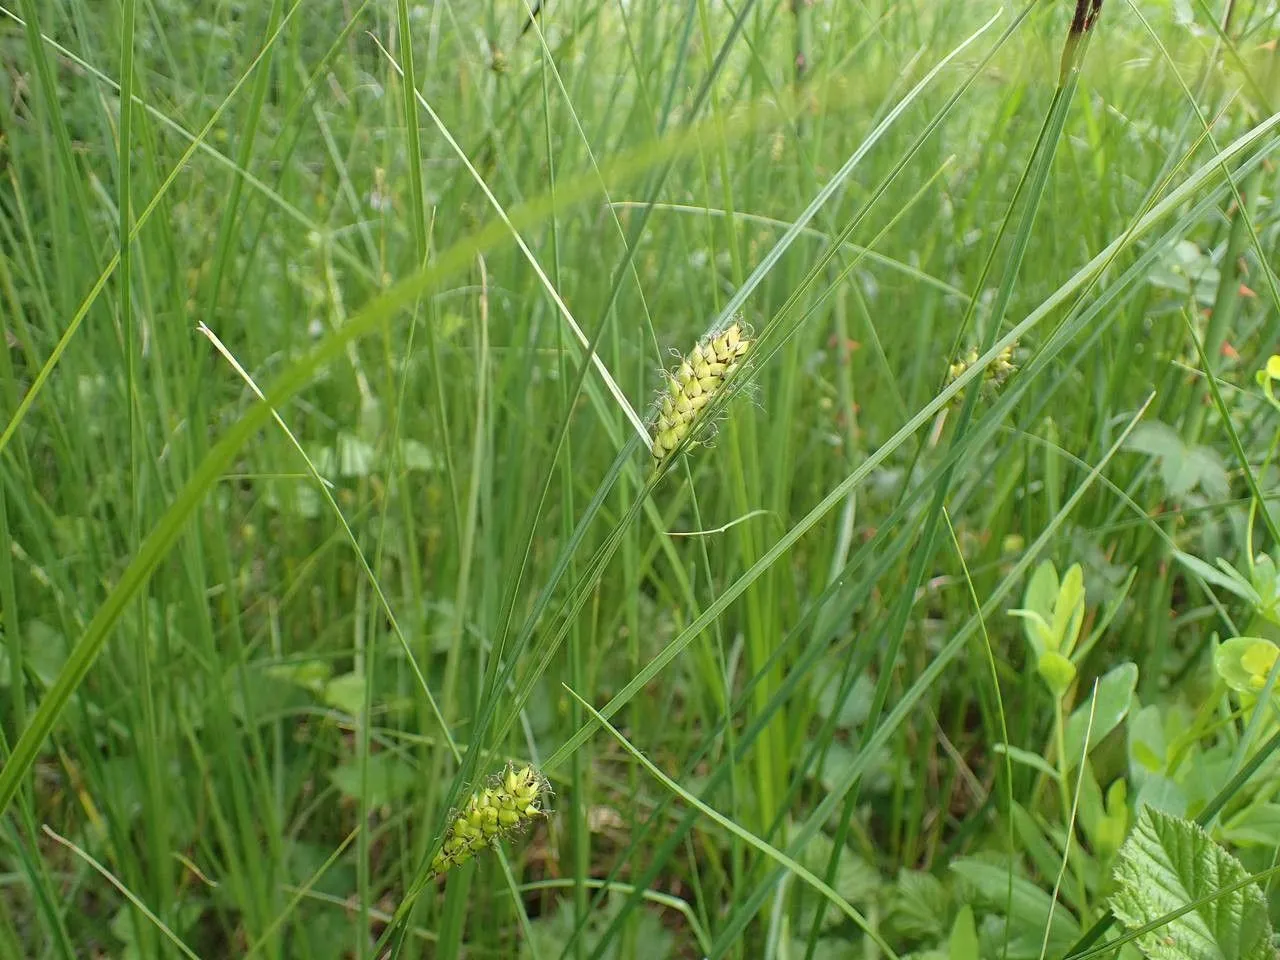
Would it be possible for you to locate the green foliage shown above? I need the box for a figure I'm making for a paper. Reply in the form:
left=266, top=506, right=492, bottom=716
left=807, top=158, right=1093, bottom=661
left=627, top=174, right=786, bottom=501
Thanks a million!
left=950, top=857, right=1082, bottom=957
left=1214, top=636, right=1280, bottom=696
left=1123, top=422, right=1229, bottom=502
left=521, top=893, right=675, bottom=960
left=1010, top=560, right=1086, bottom=697
left=1063, top=662, right=1138, bottom=772
left=1110, top=808, right=1275, bottom=960
left=4, top=0, right=1280, bottom=956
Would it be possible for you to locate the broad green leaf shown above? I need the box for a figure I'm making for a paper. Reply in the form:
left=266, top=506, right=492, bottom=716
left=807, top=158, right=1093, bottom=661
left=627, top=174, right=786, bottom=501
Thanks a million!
left=328, top=752, right=417, bottom=807
left=1010, top=803, right=1067, bottom=890
left=1135, top=774, right=1189, bottom=819
left=1077, top=761, right=1107, bottom=855
left=312, top=432, right=376, bottom=478
left=814, top=671, right=874, bottom=730
left=1125, top=420, right=1183, bottom=459
left=1250, top=554, right=1280, bottom=623
left=1110, top=807, right=1274, bottom=960
left=399, top=438, right=438, bottom=472
left=947, top=904, right=979, bottom=960
left=524, top=893, right=674, bottom=960
left=1026, top=559, right=1060, bottom=611
left=1186, top=445, right=1229, bottom=501
left=1064, top=662, right=1138, bottom=771
left=1099, top=778, right=1130, bottom=859
left=21, top=621, right=69, bottom=688
left=266, top=659, right=332, bottom=694
left=323, top=672, right=366, bottom=716
left=1125, top=422, right=1225, bottom=500
left=949, top=858, right=1081, bottom=951
left=1129, top=704, right=1168, bottom=776
left=886, top=869, right=948, bottom=940
left=783, top=938, right=846, bottom=960
left=1015, top=559, right=1061, bottom=656
left=1078, top=763, right=1129, bottom=861
left=1038, top=649, right=1078, bottom=698
left=1009, top=608, right=1054, bottom=656
left=797, top=830, right=882, bottom=908
left=1220, top=803, right=1280, bottom=848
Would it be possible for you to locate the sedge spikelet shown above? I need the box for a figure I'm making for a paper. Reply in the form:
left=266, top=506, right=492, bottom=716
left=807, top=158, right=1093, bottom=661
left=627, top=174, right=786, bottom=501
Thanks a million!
left=430, top=763, right=551, bottom=878
left=947, top=342, right=1016, bottom=399
left=651, top=320, right=753, bottom=463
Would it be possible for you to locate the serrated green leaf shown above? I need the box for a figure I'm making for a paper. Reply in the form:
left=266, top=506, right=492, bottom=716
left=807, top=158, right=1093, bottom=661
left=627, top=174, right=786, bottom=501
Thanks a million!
left=1187, top=446, right=1229, bottom=501
left=798, top=830, right=882, bottom=908
left=887, top=869, right=949, bottom=940
left=1125, top=421, right=1183, bottom=460
left=1109, top=807, right=1274, bottom=960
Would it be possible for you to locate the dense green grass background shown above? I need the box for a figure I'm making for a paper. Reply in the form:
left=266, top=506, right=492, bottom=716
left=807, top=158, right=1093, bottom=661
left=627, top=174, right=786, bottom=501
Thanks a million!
left=2, top=0, right=1280, bottom=956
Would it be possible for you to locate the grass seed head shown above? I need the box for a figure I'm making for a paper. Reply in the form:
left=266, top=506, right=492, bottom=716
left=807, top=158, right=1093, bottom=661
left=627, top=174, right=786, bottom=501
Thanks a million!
left=651, top=320, right=753, bottom=463
left=430, top=763, right=551, bottom=878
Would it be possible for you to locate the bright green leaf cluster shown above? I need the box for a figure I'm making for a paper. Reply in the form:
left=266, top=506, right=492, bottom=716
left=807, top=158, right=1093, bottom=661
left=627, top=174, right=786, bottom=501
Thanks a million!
left=1254, top=353, right=1280, bottom=413
left=1214, top=636, right=1280, bottom=697
left=1009, top=560, right=1086, bottom=699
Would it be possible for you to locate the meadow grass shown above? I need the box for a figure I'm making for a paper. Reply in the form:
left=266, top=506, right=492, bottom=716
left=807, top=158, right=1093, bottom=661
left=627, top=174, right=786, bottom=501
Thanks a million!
left=2, top=0, right=1280, bottom=957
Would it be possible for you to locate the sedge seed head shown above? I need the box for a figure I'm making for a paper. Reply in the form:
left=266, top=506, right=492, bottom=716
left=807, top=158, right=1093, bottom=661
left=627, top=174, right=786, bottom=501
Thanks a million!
left=651, top=319, right=753, bottom=463
left=430, top=763, right=551, bottom=879
left=947, top=342, right=1017, bottom=401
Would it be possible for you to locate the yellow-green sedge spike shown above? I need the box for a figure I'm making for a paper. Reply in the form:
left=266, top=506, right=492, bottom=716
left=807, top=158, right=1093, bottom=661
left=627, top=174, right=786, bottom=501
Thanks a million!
left=651, top=320, right=753, bottom=463
left=429, top=763, right=551, bottom=878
